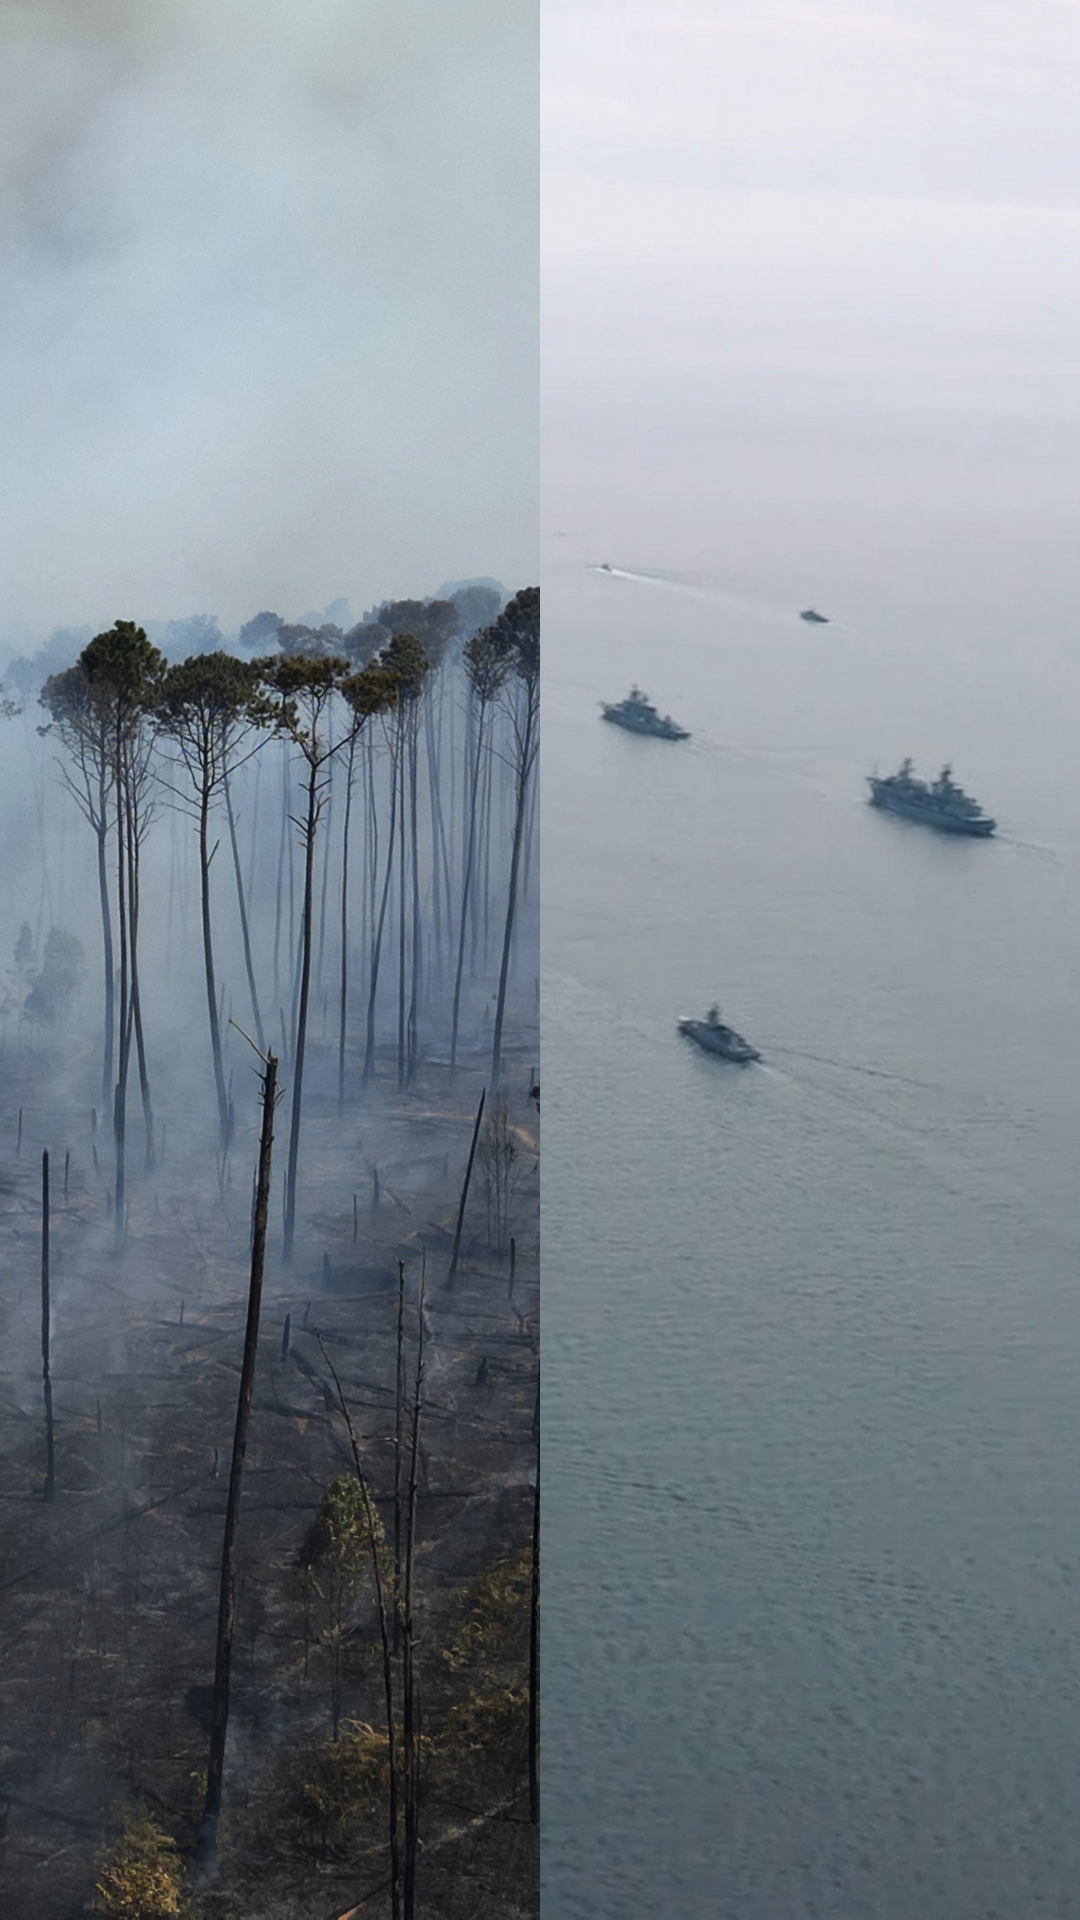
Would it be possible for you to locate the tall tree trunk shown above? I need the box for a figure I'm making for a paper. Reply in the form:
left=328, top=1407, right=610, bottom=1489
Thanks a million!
left=283, top=769, right=319, bottom=1263
left=423, top=690, right=452, bottom=986
left=446, top=1087, right=485, bottom=1291
left=398, top=713, right=408, bottom=1090
left=197, top=1052, right=278, bottom=1861
left=480, top=734, right=494, bottom=971
left=126, top=777, right=156, bottom=1169
left=113, top=724, right=130, bottom=1248
left=529, top=1369, right=539, bottom=1823
left=491, top=698, right=537, bottom=1089
left=199, top=783, right=231, bottom=1146
left=224, top=770, right=266, bottom=1054
left=364, top=733, right=399, bottom=1084
left=96, top=808, right=115, bottom=1107
left=407, top=717, right=421, bottom=1083
left=402, top=1269, right=426, bottom=1920
left=338, top=735, right=356, bottom=1114
left=41, top=1149, right=54, bottom=1503
left=450, top=704, right=488, bottom=1075
left=316, top=723, right=334, bottom=995
left=394, top=1258, right=406, bottom=1652
left=272, top=746, right=288, bottom=1012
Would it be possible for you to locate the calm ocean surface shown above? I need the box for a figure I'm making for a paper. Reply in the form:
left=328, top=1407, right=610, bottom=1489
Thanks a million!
left=542, top=387, right=1080, bottom=1911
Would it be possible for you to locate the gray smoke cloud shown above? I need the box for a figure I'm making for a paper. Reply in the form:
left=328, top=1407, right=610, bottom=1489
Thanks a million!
left=0, top=0, right=537, bottom=639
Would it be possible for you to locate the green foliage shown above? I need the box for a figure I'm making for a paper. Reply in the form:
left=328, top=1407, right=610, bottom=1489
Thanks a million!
left=444, top=1546, right=531, bottom=1675
left=300, top=1720, right=392, bottom=1838
left=258, top=652, right=350, bottom=756
left=300, top=1472, right=391, bottom=1588
left=368, top=596, right=459, bottom=667
left=380, top=631, right=430, bottom=704
left=81, top=621, right=166, bottom=711
left=340, top=660, right=400, bottom=725
left=439, top=1546, right=531, bottom=1770
left=156, top=651, right=277, bottom=795
left=489, top=586, right=539, bottom=684
left=464, top=625, right=510, bottom=707
left=157, top=650, right=273, bottom=732
left=40, top=661, right=116, bottom=757
left=94, top=1817, right=184, bottom=1919
left=445, top=1682, right=529, bottom=1758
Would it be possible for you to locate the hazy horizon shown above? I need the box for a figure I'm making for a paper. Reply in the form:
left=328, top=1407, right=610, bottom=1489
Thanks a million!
left=0, top=0, right=537, bottom=642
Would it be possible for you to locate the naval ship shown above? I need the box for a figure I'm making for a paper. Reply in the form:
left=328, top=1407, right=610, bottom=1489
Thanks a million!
left=600, top=687, right=689, bottom=741
left=677, top=1005, right=761, bottom=1064
left=867, top=759, right=996, bottom=837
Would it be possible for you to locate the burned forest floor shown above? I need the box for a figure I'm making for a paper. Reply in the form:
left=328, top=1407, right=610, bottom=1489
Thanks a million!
left=0, top=1020, right=539, bottom=1919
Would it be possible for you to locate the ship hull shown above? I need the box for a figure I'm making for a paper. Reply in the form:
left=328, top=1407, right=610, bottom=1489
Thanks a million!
left=601, top=709, right=689, bottom=742
left=677, top=1018, right=761, bottom=1064
left=868, top=786, right=996, bottom=836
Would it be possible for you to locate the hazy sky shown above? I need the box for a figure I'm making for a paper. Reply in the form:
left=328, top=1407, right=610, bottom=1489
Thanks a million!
left=543, top=2, right=1080, bottom=588
left=0, top=0, right=536, bottom=638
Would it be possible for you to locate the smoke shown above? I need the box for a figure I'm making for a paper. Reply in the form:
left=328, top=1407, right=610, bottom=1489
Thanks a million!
left=0, top=0, right=537, bottom=638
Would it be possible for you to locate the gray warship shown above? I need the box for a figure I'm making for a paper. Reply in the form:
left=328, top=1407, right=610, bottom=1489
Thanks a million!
left=601, top=686, right=689, bottom=741
left=677, top=1004, right=761, bottom=1064
left=867, top=759, right=996, bottom=837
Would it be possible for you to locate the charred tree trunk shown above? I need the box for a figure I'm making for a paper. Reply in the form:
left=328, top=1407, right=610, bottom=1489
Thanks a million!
left=225, top=770, right=266, bottom=1055
left=272, top=745, right=288, bottom=1012
left=407, top=715, right=421, bottom=1083
left=95, top=809, right=115, bottom=1107
left=394, top=1258, right=406, bottom=1653
left=491, top=695, right=538, bottom=1090
left=337, top=734, right=356, bottom=1115
left=398, top=714, right=408, bottom=1090
left=283, top=769, right=319, bottom=1263
left=113, top=723, right=130, bottom=1248
left=529, top=1369, right=539, bottom=1823
left=41, top=1149, right=54, bottom=1503
left=402, top=1269, right=426, bottom=1920
left=316, top=726, right=334, bottom=997
left=364, top=734, right=399, bottom=1084
left=446, top=1087, right=485, bottom=1291
left=197, top=1051, right=278, bottom=1862
left=450, top=703, right=488, bottom=1075
left=126, top=777, right=155, bottom=1170
left=199, top=784, right=230, bottom=1148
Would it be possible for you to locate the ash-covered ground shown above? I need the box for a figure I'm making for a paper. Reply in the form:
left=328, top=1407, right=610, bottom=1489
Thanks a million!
left=0, top=1022, right=539, bottom=1919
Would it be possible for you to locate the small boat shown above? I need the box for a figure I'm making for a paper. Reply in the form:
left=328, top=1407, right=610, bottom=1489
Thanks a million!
left=599, top=562, right=613, bottom=572
left=800, top=608, right=829, bottom=624
left=677, top=1004, right=761, bottom=1064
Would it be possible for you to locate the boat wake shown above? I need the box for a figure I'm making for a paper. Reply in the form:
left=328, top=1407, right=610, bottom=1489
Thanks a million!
left=590, top=563, right=797, bottom=625
left=764, top=1043, right=942, bottom=1093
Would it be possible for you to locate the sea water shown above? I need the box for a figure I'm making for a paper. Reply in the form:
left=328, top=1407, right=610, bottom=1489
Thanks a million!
left=543, top=194, right=1080, bottom=1917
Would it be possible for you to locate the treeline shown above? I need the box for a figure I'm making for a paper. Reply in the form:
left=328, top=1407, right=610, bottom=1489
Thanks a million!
left=36, top=585, right=539, bottom=1262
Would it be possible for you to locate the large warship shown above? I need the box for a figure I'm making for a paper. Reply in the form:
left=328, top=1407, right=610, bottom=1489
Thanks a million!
left=600, top=687, right=689, bottom=741
left=867, top=759, right=996, bottom=837
left=677, top=1005, right=761, bottom=1064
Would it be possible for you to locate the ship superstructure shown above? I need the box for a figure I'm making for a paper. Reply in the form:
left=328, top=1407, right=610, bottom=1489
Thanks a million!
left=867, top=760, right=996, bottom=837
left=600, top=687, right=689, bottom=741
